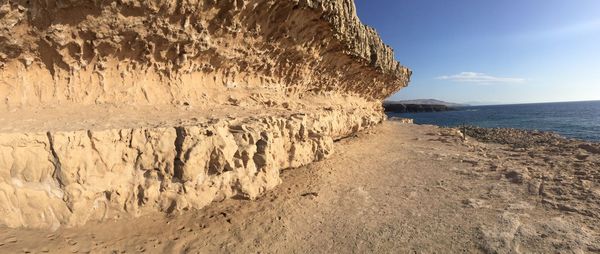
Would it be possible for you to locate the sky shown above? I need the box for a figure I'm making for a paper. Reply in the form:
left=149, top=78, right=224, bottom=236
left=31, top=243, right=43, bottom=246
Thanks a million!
left=354, top=0, right=600, bottom=105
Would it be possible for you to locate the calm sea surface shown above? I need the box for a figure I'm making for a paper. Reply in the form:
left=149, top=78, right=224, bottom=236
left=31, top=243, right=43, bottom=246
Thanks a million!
left=388, top=100, right=600, bottom=142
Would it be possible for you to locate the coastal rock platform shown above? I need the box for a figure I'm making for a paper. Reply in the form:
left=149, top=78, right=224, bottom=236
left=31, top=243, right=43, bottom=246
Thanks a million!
left=1, top=122, right=598, bottom=253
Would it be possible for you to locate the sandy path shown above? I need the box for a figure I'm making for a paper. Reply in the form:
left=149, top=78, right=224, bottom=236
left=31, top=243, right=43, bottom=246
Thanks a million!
left=1, top=122, right=598, bottom=253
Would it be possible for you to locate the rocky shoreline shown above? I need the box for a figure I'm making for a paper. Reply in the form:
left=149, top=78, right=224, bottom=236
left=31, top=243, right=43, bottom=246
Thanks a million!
left=461, top=125, right=600, bottom=218
left=461, top=125, right=598, bottom=148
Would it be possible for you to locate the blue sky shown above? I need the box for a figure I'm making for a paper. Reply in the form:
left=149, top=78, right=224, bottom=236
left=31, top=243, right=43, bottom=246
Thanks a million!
left=354, top=0, right=600, bottom=104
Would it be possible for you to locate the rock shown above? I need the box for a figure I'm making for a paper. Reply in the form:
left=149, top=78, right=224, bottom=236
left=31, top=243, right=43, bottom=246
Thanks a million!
left=0, top=0, right=411, bottom=229
left=478, top=212, right=523, bottom=254
left=300, top=192, right=319, bottom=198
left=441, top=128, right=465, bottom=139
left=463, top=198, right=489, bottom=209
left=388, top=117, right=414, bottom=124
left=507, top=202, right=534, bottom=211
left=0, top=0, right=410, bottom=110
left=575, top=153, right=590, bottom=161
left=461, top=126, right=565, bottom=148
left=0, top=106, right=386, bottom=229
left=536, top=217, right=600, bottom=252
left=383, top=103, right=451, bottom=113
left=480, top=214, right=600, bottom=254
left=505, top=169, right=530, bottom=184
left=527, top=179, right=543, bottom=195
left=460, top=159, right=480, bottom=166
left=579, top=144, right=600, bottom=154
left=489, top=164, right=500, bottom=171
left=580, top=180, right=593, bottom=190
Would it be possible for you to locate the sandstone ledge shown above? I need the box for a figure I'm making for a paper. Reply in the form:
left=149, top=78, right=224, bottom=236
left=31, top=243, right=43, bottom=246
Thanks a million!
left=0, top=101, right=384, bottom=229
left=0, top=0, right=411, bottom=110
left=0, top=0, right=410, bottom=229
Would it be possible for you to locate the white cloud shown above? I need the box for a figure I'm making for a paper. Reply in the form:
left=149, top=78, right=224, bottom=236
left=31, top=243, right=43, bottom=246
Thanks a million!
left=516, top=19, right=600, bottom=42
left=436, top=72, right=525, bottom=84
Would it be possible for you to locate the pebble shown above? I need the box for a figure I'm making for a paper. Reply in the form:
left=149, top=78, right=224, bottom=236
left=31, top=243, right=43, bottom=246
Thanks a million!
left=505, top=169, right=530, bottom=184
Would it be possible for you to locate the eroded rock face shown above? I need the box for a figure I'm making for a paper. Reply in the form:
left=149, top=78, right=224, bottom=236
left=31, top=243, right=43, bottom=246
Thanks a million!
left=0, top=0, right=411, bottom=228
left=0, top=0, right=410, bottom=110
left=0, top=104, right=384, bottom=229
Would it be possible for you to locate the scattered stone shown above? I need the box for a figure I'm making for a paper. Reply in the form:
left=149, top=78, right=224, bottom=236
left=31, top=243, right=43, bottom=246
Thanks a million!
left=527, top=180, right=543, bottom=195
left=461, top=126, right=566, bottom=148
left=450, top=167, right=482, bottom=177
left=460, top=159, right=480, bottom=166
left=504, top=169, right=530, bottom=184
left=487, top=185, right=514, bottom=200
left=438, top=128, right=467, bottom=141
left=579, top=143, right=600, bottom=154
left=478, top=212, right=523, bottom=253
left=463, top=199, right=489, bottom=209
left=580, top=180, right=593, bottom=190
left=388, top=117, right=414, bottom=124
left=481, top=214, right=600, bottom=254
left=300, top=192, right=319, bottom=198
left=507, top=202, right=534, bottom=211
left=575, top=153, right=590, bottom=161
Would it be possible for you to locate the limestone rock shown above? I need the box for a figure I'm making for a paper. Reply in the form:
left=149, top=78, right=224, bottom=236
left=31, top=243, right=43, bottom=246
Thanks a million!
left=0, top=0, right=411, bottom=110
left=506, top=168, right=533, bottom=184
left=0, top=0, right=410, bottom=229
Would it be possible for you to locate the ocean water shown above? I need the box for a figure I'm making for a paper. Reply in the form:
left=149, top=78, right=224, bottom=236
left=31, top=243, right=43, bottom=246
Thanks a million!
left=388, top=100, right=600, bottom=142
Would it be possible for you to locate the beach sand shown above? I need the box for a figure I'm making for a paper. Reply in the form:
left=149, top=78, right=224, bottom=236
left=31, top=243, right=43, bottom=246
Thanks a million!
left=1, top=121, right=598, bottom=253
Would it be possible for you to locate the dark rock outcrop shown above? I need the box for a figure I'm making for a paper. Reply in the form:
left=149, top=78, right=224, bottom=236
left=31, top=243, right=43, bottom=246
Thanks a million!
left=383, top=103, right=452, bottom=113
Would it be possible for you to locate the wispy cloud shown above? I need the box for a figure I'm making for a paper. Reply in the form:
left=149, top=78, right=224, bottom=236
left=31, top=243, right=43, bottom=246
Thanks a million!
left=436, top=72, right=525, bottom=84
left=514, top=19, right=600, bottom=42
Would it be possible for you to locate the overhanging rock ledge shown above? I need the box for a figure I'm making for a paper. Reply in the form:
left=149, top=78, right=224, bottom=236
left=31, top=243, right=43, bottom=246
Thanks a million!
left=0, top=0, right=411, bottom=229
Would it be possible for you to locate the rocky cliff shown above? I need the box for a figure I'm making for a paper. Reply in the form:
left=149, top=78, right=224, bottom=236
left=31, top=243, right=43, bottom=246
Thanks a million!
left=384, top=103, right=453, bottom=113
left=0, top=0, right=411, bottom=229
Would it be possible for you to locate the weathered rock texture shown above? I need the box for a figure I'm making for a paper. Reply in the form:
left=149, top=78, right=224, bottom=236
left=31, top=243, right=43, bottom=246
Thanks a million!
left=0, top=0, right=410, bottom=229
left=1, top=104, right=385, bottom=229
left=0, top=0, right=410, bottom=109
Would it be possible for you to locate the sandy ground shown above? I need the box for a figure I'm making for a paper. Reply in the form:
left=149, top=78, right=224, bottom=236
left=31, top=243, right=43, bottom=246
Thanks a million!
left=1, top=121, right=599, bottom=253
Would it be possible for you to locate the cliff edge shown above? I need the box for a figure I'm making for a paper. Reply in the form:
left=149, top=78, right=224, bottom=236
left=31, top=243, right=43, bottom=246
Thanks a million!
left=0, top=0, right=411, bottom=229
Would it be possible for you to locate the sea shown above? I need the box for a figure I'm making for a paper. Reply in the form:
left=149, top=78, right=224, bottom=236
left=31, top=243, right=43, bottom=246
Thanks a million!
left=388, top=100, right=600, bottom=142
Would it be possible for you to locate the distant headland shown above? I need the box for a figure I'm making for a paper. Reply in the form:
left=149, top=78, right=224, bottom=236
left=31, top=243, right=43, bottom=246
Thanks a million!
left=383, top=99, right=467, bottom=113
